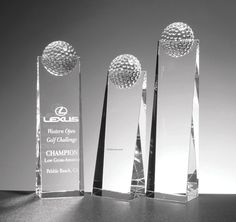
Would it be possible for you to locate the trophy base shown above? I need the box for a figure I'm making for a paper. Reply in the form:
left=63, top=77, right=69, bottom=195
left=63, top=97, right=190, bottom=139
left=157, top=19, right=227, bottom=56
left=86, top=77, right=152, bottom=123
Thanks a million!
left=146, top=182, right=198, bottom=203
left=36, top=190, right=84, bottom=199
left=92, top=187, right=140, bottom=201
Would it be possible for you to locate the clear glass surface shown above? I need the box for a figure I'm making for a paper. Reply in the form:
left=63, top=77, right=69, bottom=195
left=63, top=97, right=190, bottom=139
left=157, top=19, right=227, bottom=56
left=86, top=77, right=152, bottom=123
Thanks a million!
left=36, top=56, right=84, bottom=198
left=93, top=71, right=146, bottom=200
left=146, top=40, right=199, bottom=203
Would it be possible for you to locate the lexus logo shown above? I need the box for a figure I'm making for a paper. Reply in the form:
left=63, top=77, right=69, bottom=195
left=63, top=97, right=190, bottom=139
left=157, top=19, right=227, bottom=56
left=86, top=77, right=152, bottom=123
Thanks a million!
left=43, top=106, right=78, bottom=123
left=55, top=106, right=68, bottom=116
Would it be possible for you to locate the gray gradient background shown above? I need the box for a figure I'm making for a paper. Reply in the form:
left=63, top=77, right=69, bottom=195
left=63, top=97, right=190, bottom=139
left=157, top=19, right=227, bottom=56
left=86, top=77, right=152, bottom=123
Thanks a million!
left=0, top=0, right=236, bottom=193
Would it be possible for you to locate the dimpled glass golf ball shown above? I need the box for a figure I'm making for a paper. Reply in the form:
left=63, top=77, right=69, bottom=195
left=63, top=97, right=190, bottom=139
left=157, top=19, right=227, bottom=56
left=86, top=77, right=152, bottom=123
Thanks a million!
left=108, top=54, right=141, bottom=89
left=41, top=41, right=78, bottom=76
left=161, top=22, right=194, bottom=58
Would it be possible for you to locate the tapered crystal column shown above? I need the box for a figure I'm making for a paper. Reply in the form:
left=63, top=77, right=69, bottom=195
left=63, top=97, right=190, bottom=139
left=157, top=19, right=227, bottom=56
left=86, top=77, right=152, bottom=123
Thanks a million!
left=93, top=54, right=146, bottom=200
left=36, top=41, right=84, bottom=198
left=146, top=22, right=199, bottom=203
left=130, top=73, right=147, bottom=197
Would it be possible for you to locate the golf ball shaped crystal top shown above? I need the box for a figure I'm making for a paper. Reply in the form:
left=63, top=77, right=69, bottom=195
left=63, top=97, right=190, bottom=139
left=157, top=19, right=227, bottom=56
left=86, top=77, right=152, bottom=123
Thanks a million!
left=108, top=54, right=141, bottom=89
left=161, top=22, right=194, bottom=58
left=41, top=41, right=78, bottom=76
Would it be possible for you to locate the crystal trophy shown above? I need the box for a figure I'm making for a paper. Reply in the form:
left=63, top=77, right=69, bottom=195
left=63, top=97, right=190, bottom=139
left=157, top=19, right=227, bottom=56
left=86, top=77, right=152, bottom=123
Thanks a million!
left=146, top=22, right=199, bottom=203
left=36, top=41, right=84, bottom=198
left=93, top=54, right=146, bottom=200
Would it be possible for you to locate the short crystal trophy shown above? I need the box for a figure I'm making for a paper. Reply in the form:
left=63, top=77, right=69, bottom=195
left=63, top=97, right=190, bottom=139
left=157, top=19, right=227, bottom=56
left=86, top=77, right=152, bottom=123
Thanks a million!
left=36, top=41, right=84, bottom=198
left=146, top=22, right=199, bottom=203
left=93, top=54, right=146, bottom=200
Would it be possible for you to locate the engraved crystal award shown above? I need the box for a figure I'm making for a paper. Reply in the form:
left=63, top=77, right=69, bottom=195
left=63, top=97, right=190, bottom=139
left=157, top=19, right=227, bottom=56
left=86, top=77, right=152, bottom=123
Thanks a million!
left=36, top=41, right=84, bottom=198
left=146, top=22, right=199, bottom=203
left=93, top=54, right=146, bottom=200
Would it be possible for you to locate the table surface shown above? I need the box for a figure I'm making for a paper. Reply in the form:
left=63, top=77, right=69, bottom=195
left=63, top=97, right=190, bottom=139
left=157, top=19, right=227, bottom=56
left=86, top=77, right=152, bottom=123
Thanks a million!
left=0, top=191, right=236, bottom=222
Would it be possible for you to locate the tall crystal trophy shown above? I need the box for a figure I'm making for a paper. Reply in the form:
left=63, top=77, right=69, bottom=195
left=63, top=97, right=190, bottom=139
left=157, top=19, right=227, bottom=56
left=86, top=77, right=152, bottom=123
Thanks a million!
left=146, top=22, right=199, bottom=203
left=93, top=54, right=147, bottom=200
left=36, top=41, right=84, bottom=198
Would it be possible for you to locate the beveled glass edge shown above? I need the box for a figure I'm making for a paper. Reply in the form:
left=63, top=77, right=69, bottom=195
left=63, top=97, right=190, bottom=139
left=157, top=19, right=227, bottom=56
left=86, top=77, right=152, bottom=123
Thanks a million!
left=35, top=56, right=42, bottom=197
left=92, top=188, right=136, bottom=201
left=146, top=191, right=198, bottom=203
left=37, top=190, right=84, bottom=199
